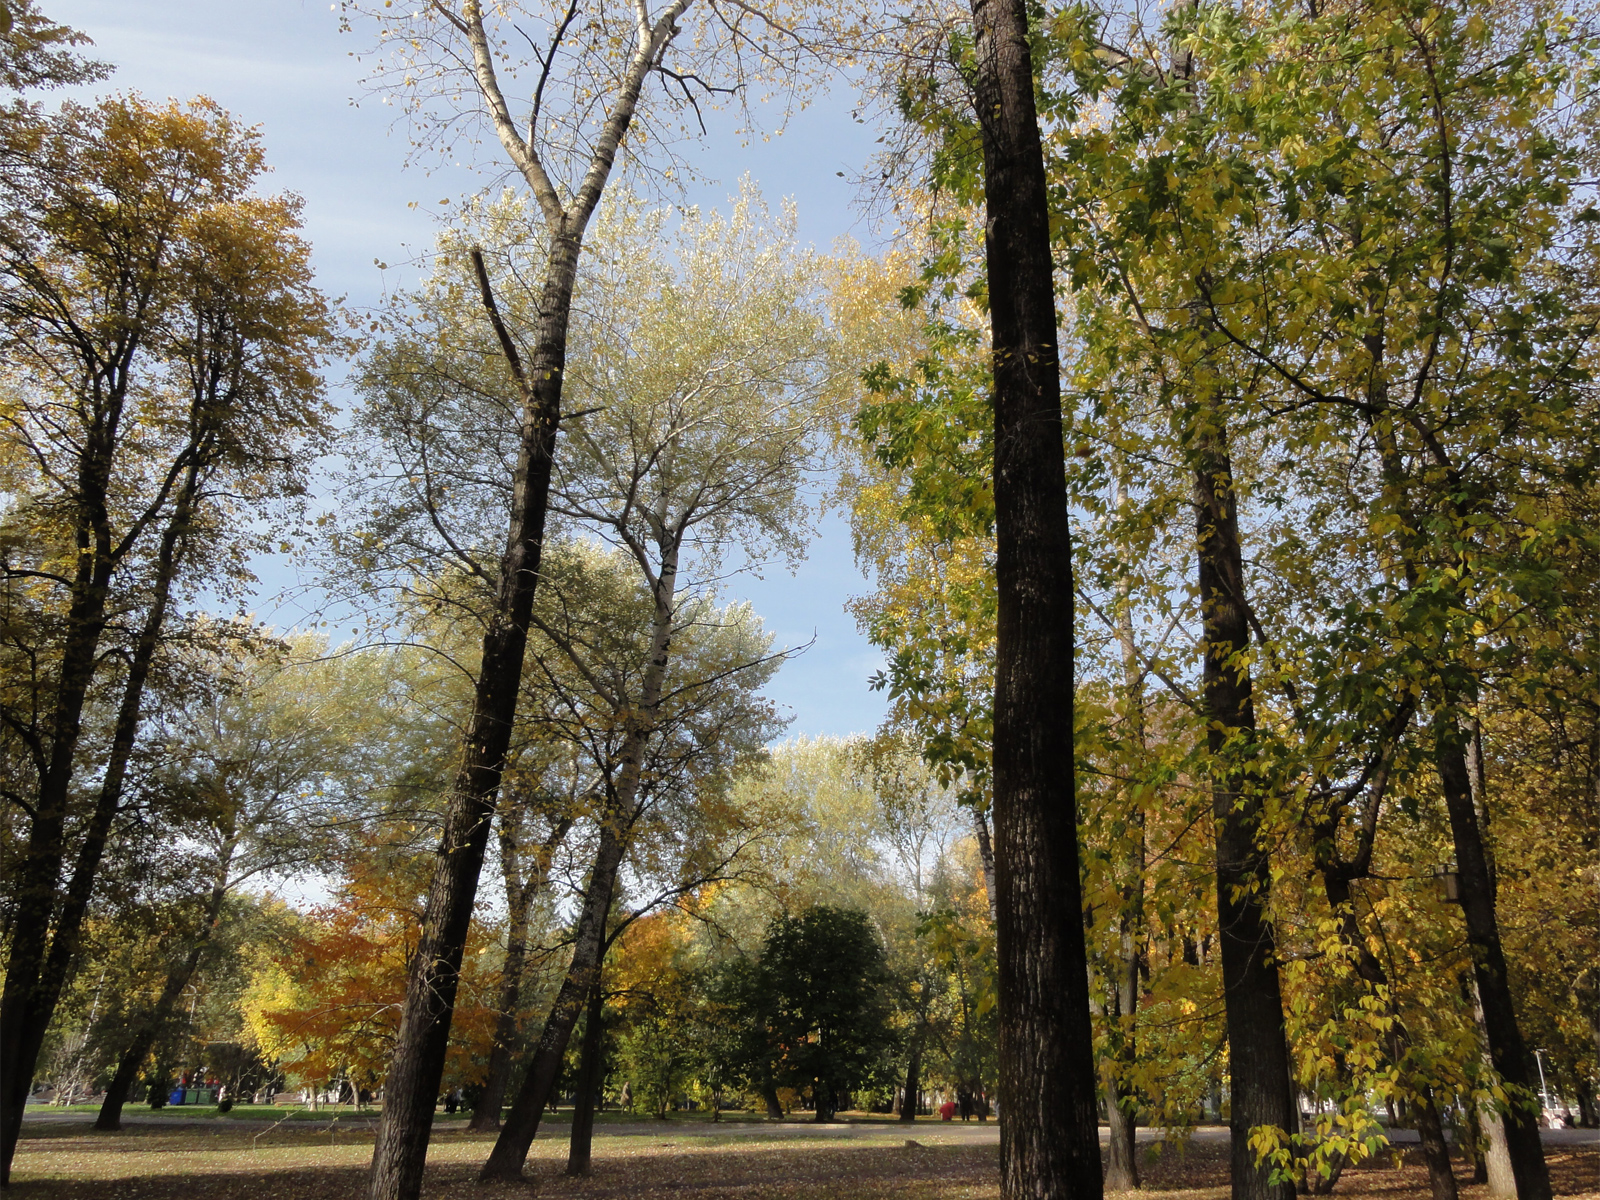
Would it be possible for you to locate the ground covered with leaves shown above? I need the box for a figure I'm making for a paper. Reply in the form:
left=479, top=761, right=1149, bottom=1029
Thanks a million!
left=9, top=1120, right=1597, bottom=1200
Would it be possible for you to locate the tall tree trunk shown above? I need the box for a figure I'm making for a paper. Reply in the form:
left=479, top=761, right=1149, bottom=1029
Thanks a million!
left=1435, top=733, right=1551, bottom=1200
left=365, top=246, right=574, bottom=1200
left=469, top=812, right=573, bottom=1132
left=0, top=454, right=204, bottom=1181
left=565, top=975, right=605, bottom=1177
left=1106, top=488, right=1146, bottom=1192
left=1192, top=429, right=1297, bottom=1200
left=763, top=1083, right=783, bottom=1119
left=966, top=0, right=1102, bottom=1193
left=0, top=567, right=115, bottom=1181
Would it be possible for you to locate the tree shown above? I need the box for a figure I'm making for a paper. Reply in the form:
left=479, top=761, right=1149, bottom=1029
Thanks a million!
left=334, top=0, right=829, bottom=1185
left=92, top=636, right=406, bottom=1130
left=0, top=1, right=108, bottom=94
left=0, top=95, right=335, bottom=1184
left=883, top=0, right=1113, bottom=1183
left=751, top=905, right=898, bottom=1121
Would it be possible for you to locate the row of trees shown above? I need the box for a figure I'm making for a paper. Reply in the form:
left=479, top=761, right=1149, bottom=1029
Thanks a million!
left=0, top=0, right=340, bottom=1179
left=845, top=4, right=1599, bottom=1200
left=2, top=5, right=1593, bottom=1200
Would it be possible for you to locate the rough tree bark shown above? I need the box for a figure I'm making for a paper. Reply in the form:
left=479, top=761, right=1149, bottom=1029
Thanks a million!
left=1192, top=427, right=1298, bottom=1200
left=966, top=0, right=1102, bottom=1193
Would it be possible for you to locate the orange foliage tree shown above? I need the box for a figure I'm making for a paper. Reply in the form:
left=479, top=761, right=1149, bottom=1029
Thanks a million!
left=244, top=844, right=497, bottom=1100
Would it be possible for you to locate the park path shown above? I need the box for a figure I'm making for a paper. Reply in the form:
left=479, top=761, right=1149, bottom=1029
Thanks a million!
left=18, top=1108, right=1595, bottom=1150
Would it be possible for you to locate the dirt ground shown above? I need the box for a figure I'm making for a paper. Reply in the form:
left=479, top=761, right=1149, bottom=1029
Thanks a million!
left=8, top=1118, right=1597, bottom=1200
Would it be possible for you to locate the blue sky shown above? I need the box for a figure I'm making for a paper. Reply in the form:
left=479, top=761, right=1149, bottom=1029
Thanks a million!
left=47, top=0, right=892, bottom=739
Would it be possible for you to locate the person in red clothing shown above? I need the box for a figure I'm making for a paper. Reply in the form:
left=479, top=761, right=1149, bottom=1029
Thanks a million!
left=939, top=1099, right=957, bottom=1122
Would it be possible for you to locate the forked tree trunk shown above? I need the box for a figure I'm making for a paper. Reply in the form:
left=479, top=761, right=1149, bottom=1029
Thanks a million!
left=366, top=0, right=698, bottom=1189
left=565, top=976, right=605, bottom=1176
left=480, top=527, right=683, bottom=1183
left=1192, top=428, right=1297, bottom=1200
left=365, top=245, right=574, bottom=1200
left=965, top=0, right=1103, bottom=1194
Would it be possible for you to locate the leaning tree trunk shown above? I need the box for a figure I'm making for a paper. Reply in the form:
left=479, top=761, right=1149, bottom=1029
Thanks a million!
left=468, top=812, right=573, bottom=1132
left=565, top=974, right=606, bottom=1176
left=966, top=0, right=1103, bottom=1194
left=480, top=817, right=627, bottom=1179
left=479, top=533, right=682, bottom=1182
left=96, top=849, right=233, bottom=1132
left=0, top=448, right=209, bottom=1181
left=0, top=563, right=117, bottom=1183
left=1435, top=737, right=1552, bottom=1200
left=365, top=245, right=573, bottom=1200
left=1192, top=428, right=1298, bottom=1200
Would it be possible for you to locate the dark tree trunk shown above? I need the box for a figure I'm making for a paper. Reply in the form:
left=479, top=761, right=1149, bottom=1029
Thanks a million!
left=1415, top=1090, right=1460, bottom=1200
left=900, top=1033, right=924, bottom=1122
left=480, top=820, right=627, bottom=1181
left=364, top=246, right=575, bottom=1200
left=1434, top=735, right=1551, bottom=1200
left=763, top=1084, right=783, bottom=1119
left=1192, top=431, right=1298, bottom=1200
left=813, top=1083, right=833, bottom=1123
left=0, top=568, right=116, bottom=1181
left=966, top=0, right=1101, bottom=1194
left=971, top=808, right=999, bottom=925
left=565, top=976, right=605, bottom=1176
left=469, top=812, right=573, bottom=1133
left=480, top=523, right=682, bottom=1183
left=96, top=955, right=199, bottom=1132
left=1, top=457, right=206, bottom=1179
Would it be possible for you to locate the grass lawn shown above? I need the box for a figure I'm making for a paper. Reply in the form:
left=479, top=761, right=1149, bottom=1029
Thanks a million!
left=9, top=1118, right=1596, bottom=1200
